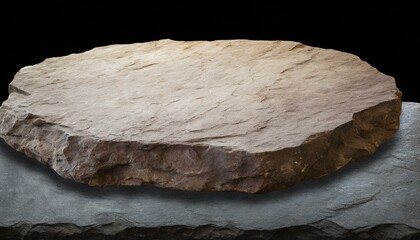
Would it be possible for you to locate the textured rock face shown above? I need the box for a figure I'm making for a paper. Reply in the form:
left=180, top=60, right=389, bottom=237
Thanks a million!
left=0, top=102, right=418, bottom=240
left=0, top=39, right=401, bottom=193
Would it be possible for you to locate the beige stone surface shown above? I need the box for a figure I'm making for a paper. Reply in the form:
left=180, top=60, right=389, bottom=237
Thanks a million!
left=0, top=40, right=401, bottom=193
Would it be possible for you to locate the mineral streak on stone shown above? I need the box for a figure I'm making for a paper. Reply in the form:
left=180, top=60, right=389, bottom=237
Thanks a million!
left=0, top=39, right=401, bottom=193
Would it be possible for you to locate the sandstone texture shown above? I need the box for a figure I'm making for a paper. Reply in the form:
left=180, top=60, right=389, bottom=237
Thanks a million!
left=0, top=39, right=401, bottom=193
left=0, top=102, right=418, bottom=240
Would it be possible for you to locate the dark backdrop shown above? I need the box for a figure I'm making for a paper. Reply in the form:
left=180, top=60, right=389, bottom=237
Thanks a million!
left=1, top=1, right=418, bottom=103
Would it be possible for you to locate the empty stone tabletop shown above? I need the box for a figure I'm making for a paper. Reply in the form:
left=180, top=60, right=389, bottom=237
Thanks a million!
left=0, top=40, right=402, bottom=193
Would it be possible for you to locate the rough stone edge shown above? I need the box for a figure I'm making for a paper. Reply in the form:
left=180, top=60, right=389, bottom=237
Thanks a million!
left=257, top=92, right=402, bottom=192
left=0, top=84, right=402, bottom=193
left=0, top=220, right=419, bottom=240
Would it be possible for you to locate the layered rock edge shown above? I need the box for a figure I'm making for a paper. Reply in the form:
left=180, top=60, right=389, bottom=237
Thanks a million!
left=1, top=221, right=419, bottom=240
left=0, top=40, right=402, bottom=193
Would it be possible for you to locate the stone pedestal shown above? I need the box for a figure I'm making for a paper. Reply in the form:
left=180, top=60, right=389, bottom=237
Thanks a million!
left=0, top=40, right=402, bottom=193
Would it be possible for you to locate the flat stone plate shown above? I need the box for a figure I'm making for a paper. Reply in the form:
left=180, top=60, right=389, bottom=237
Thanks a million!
left=0, top=40, right=401, bottom=193
left=0, top=102, right=418, bottom=239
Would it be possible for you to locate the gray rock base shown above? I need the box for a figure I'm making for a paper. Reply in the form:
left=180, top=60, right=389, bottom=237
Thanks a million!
left=1, top=222, right=419, bottom=240
left=0, top=102, right=419, bottom=240
left=2, top=222, right=420, bottom=240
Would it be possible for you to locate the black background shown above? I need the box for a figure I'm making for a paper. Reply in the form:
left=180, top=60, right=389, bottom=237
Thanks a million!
left=0, top=1, right=418, bottom=103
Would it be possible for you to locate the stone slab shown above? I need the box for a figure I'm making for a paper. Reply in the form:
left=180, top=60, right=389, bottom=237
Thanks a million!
left=0, top=102, right=418, bottom=239
left=0, top=40, right=402, bottom=193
